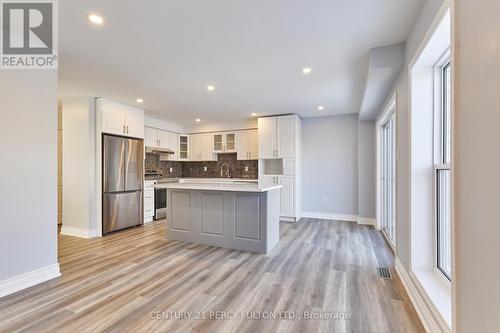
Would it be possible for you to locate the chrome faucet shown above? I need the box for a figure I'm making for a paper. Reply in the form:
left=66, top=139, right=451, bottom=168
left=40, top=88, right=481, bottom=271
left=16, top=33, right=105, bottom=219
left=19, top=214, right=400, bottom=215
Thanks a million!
left=220, top=163, right=231, bottom=178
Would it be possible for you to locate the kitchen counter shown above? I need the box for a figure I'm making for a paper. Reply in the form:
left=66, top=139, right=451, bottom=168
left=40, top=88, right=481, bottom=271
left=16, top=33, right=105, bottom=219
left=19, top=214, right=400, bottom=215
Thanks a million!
left=155, top=182, right=280, bottom=192
left=165, top=181, right=281, bottom=253
left=179, top=177, right=257, bottom=182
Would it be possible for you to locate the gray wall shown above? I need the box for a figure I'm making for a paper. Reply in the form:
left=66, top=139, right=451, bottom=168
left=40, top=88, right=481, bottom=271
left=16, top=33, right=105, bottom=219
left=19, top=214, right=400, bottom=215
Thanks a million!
left=62, top=97, right=95, bottom=232
left=301, top=115, right=359, bottom=216
left=358, top=121, right=376, bottom=218
left=454, top=1, right=500, bottom=331
left=0, top=71, right=58, bottom=281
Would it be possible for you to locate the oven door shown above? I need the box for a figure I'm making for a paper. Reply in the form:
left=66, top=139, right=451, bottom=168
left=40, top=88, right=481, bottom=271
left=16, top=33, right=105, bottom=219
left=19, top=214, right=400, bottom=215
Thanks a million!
left=154, top=187, right=167, bottom=220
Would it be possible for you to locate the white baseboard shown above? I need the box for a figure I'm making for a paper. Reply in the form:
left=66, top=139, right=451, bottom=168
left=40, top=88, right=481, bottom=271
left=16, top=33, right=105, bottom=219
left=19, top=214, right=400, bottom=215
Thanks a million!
left=395, top=258, right=450, bottom=333
left=280, top=216, right=298, bottom=222
left=301, top=211, right=358, bottom=222
left=60, top=226, right=98, bottom=238
left=301, top=212, right=377, bottom=227
left=357, top=216, right=377, bottom=226
left=0, top=264, right=61, bottom=299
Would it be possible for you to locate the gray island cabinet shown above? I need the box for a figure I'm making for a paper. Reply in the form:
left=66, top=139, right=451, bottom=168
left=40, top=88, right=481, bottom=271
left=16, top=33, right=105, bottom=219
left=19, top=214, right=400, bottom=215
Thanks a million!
left=161, top=182, right=282, bottom=254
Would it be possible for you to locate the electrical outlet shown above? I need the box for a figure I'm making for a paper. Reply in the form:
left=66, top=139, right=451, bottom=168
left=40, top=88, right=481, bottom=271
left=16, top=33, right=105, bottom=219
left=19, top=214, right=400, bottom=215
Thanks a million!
left=245, top=166, right=249, bottom=172
left=203, top=166, right=208, bottom=172
left=169, top=167, right=173, bottom=173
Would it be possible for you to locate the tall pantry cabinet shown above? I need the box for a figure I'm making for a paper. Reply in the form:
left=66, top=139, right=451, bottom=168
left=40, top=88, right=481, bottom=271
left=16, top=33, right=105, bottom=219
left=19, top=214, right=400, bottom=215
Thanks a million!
left=258, top=115, right=301, bottom=222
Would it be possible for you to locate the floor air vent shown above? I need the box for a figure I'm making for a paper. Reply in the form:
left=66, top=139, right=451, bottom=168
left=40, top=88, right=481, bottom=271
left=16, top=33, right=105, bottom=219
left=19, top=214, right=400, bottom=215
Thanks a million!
left=378, top=267, right=392, bottom=279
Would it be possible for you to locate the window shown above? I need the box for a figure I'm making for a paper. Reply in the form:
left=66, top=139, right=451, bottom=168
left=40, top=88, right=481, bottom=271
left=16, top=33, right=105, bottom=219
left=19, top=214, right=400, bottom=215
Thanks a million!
left=435, top=60, right=451, bottom=280
left=381, top=111, right=396, bottom=245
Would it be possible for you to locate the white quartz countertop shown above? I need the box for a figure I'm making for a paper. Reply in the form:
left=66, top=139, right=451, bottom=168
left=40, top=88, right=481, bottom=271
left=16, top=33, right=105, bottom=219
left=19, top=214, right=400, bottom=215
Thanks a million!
left=155, top=182, right=281, bottom=192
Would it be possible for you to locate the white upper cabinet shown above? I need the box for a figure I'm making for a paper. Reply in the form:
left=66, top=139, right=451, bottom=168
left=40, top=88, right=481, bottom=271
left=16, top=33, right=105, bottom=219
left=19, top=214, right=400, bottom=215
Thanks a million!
left=190, top=134, right=216, bottom=161
left=167, top=132, right=179, bottom=160
left=145, top=126, right=180, bottom=160
left=277, top=116, right=295, bottom=158
left=99, top=98, right=144, bottom=138
left=258, top=115, right=296, bottom=158
left=237, top=130, right=258, bottom=160
left=157, top=130, right=170, bottom=150
left=190, top=134, right=202, bottom=161
left=249, top=129, right=258, bottom=160
left=202, top=134, right=215, bottom=160
left=145, top=127, right=158, bottom=147
left=213, top=132, right=237, bottom=153
left=258, top=117, right=277, bottom=158
left=126, top=110, right=145, bottom=139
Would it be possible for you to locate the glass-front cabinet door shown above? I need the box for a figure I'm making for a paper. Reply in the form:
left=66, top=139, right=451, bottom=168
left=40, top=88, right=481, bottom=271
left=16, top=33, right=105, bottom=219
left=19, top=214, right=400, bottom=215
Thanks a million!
left=213, top=132, right=236, bottom=153
left=213, top=134, right=223, bottom=152
left=225, top=133, right=236, bottom=151
left=179, top=135, right=189, bottom=160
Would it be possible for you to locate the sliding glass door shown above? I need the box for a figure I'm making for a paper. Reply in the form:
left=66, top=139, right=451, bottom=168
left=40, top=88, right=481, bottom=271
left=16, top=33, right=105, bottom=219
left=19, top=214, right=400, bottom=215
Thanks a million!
left=381, top=113, right=396, bottom=245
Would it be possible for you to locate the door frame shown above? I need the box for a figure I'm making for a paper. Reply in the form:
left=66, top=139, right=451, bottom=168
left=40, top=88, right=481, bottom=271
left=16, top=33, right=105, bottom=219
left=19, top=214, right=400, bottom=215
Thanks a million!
left=376, top=94, right=397, bottom=251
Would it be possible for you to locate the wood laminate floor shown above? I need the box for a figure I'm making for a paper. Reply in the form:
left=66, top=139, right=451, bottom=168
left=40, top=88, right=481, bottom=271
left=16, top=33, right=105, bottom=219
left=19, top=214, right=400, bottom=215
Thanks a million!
left=0, top=219, right=424, bottom=333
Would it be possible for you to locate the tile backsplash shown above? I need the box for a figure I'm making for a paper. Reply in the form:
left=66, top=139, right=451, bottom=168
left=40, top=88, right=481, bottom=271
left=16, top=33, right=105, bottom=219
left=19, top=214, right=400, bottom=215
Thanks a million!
left=145, top=153, right=258, bottom=179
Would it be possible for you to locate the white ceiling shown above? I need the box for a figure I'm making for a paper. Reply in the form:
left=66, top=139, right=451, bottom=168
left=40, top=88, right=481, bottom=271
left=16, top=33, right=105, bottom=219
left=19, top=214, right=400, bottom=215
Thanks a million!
left=59, top=0, right=423, bottom=126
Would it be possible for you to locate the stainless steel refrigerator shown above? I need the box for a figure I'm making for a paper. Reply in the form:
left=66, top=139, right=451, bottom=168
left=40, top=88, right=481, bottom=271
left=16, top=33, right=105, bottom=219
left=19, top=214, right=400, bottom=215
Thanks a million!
left=103, top=134, right=144, bottom=234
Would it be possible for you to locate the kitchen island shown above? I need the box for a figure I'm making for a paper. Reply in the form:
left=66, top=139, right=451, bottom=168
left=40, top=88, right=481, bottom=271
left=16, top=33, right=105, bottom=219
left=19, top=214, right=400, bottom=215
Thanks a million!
left=157, top=182, right=282, bottom=254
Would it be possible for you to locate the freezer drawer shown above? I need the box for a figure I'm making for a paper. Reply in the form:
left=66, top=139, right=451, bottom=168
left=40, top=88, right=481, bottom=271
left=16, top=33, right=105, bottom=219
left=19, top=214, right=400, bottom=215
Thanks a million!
left=103, top=191, right=143, bottom=234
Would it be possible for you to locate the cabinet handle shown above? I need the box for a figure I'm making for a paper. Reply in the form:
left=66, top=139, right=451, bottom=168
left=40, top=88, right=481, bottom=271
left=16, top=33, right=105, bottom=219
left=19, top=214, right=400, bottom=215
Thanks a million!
left=123, top=124, right=126, bottom=134
left=126, top=126, right=129, bottom=134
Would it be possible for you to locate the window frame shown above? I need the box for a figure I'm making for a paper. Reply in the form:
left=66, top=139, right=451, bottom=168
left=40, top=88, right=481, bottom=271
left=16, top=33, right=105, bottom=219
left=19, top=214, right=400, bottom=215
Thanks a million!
left=433, top=50, right=452, bottom=282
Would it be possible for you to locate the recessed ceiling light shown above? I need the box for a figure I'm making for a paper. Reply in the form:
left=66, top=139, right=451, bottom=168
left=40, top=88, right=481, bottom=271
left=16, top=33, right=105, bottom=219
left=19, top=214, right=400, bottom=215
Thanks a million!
left=136, top=98, right=143, bottom=103
left=206, top=85, right=215, bottom=91
left=195, top=118, right=201, bottom=122
left=302, top=67, right=312, bottom=74
left=87, top=14, right=104, bottom=25
left=251, top=113, right=257, bottom=117
left=318, top=106, right=325, bottom=111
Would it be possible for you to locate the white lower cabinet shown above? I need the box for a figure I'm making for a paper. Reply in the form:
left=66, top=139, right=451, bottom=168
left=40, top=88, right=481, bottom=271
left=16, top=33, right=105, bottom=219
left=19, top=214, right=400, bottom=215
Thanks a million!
left=260, top=175, right=278, bottom=187
left=259, top=175, right=295, bottom=218
left=144, top=182, right=155, bottom=223
left=279, top=176, right=295, bottom=217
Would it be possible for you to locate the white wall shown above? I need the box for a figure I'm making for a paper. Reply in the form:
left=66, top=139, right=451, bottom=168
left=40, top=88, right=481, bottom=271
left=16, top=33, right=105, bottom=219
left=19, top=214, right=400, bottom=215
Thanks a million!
left=358, top=121, right=376, bottom=219
left=145, top=116, right=183, bottom=133
left=61, top=97, right=97, bottom=237
left=0, top=70, right=60, bottom=294
left=302, top=115, right=359, bottom=217
left=454, top=1, right=500, bottom=331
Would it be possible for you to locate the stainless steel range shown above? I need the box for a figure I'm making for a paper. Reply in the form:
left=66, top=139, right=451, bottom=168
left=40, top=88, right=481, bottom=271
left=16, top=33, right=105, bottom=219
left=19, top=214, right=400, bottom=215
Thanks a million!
left=154, top=178, right=179, bottom=220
